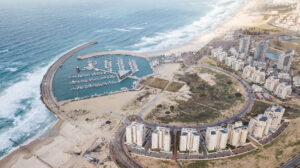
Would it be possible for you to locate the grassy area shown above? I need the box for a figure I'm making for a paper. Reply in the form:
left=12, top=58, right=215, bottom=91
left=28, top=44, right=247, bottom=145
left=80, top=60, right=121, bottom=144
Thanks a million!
left=146, top=69, right=244, bottom=124
left=182, top=160, right=209, bottom=168
left=166, top=82, right=185, bottom=92
left=282, top=105, right=300, bottom=119
left=141, top=77, right=169, bottom=90
left=242, top=100, right=271, bottom=121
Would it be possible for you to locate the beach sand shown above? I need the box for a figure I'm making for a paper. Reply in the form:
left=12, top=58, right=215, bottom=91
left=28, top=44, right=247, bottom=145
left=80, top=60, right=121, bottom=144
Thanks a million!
left=150, top=0, right=266, bottom=56
left=0, top=0, right=267, bottom=167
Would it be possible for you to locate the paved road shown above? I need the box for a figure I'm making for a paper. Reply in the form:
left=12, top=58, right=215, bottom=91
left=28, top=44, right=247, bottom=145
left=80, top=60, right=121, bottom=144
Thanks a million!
left=113, top=61, right=254, bottom=167
left=133, top=64, right=254, bottom=130
left=281, top=153, right=300, bottom=168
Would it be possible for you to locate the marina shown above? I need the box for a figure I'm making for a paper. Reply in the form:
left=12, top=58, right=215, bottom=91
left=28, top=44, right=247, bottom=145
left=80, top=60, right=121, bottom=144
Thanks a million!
left=104, top=59, right=112, bottom=72
left=117, top=57, right=125, bottom=72
left=53, top=53, right=153, bottom=101
left=129, top=59, right=139, bottom=73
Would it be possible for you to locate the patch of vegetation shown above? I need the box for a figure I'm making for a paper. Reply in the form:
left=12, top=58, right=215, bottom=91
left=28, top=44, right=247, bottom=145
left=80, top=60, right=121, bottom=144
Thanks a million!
left=286, top=140, right=300, bottom=148
left=242, top=100, right=271, bottom=121
left=185, top=160, right=209, bottom=168
left=275, top=149, right=284, bottom=159
left=146, top=70, right=244, bottom=124
left=166, top=82, right=185, bottom=92
left=141, top=77, right=169, bottom=90
left=72, top=109, right=90, bottom=116
left=282, top=105, right=300, bottom=119
left=243, top=27, right=279, bottom=35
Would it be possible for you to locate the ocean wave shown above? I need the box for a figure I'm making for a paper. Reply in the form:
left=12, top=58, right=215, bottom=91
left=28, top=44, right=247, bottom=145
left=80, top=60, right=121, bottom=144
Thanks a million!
left=0, top=64, right=57, bottom=158
left=114, top=26, right=144, bottom=32
left=0, top=49, right=9, bottom=54
left=132, top=0, right=247, bottom=53
left=0, top=42, right=88, bottom=158
left=5, top=67, right=18, bottom=72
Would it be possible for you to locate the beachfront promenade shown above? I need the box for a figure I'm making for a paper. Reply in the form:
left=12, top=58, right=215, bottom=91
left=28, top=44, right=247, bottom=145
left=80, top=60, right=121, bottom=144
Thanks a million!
left=40, top=41, right=97, bottom=119
left=77, top=51, right=149, bottom=60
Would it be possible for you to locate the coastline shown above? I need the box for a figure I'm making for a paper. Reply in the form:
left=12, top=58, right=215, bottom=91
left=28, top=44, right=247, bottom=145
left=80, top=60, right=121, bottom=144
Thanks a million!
left=149, top=0, right=265, bottom=56
left=0, top=0, right=265, bottom=167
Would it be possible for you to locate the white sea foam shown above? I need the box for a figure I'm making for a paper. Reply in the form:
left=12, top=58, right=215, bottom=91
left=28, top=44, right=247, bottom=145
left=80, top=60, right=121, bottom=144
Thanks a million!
left=0, top=43, right=87, bottom=158
left=5, top=67, right=18, bottom=72
left=0, top=49, right=9, bottom=54
left=0, top=64, right=56, bottom=156
left=114, top=26, right=144, bottom=32
left=133, top=0, right=247, bottom=53
left=114, top=28, right=131, bottom=32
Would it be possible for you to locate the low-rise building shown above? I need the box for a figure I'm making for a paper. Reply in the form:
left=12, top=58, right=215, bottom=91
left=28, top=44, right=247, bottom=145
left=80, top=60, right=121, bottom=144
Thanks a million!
left=179, top=128, right=200, bottom=153
left=264, top=105, right=285, bottom=131
left=151, top=127, right=171, bottom=152
left=248, top=114, right=272, bottom=139
left=227, top=121, right=248, bottom=147
left=126, top=122, right=144, bottom=148
left=264, top=76, right=280, bottom=92
left=205, top=126, right=228, bottom=151
left=274, top=82, right=292, bottom=99
left=252, top=84, right=263, bottom=92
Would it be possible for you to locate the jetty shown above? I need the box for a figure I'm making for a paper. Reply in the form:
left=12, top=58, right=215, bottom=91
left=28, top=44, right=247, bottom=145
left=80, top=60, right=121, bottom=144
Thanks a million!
left=77, top=51, right=149, bottom=60
left=40, top=41, right=98, bottom=120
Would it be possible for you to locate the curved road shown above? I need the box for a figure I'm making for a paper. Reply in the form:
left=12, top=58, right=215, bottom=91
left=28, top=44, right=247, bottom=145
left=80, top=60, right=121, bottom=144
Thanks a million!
left=40, top=46, right=254, bottom=167
left=113, top=62, right=254, bottom=167
left=134, top=63, right=254, bottom=130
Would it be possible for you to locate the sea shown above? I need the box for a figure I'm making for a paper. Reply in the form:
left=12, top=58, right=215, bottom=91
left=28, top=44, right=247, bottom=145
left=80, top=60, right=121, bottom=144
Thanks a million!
left=0, top=0, right=247, bottom=158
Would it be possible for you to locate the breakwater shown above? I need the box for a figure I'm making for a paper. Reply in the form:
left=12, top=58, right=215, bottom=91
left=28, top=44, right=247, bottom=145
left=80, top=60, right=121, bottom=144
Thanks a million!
left=40, top=41, right=98, bottom=119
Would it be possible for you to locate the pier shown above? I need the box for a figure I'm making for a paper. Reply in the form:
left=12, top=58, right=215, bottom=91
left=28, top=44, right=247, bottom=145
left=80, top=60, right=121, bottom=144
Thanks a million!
left=40, top=41, right=98, bottom=120
left=77, top=51, right=149, bottom=60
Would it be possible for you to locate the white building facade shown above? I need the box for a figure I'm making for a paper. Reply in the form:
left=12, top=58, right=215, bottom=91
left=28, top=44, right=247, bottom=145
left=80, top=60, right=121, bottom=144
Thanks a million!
left=126, top=122, right=144, bottom=148
left=179, top=128, right=200, bottom=153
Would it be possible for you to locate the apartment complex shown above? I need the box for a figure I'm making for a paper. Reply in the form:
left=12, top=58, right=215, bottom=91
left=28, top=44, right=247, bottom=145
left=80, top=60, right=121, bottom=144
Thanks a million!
left=227, top=121, right=248, bottom=147
left=239, top=35, right=251, bottom=55
left=248, top=114, right=272, bottom=139
left=264, top=105, right=285, bottom=131
left=265, top=76, right=280, bottom=92
left=274, top=82, right=292, bottom=99
left=151, top=127, right=171, bottom=152
left=225, top=56, right=237, bottom=67
left=277, top=50, right=294, bottom=71
left=179, top=128, right=200, bottom=153
left=243, top=65, right=256, bottom=80
left=232, top=59, right=245, bottom=71
left=126, top=122, right=144, bottom=148
left=205, top=127, right=228, bottom=151
left=254, top=41, right=268, bottom=61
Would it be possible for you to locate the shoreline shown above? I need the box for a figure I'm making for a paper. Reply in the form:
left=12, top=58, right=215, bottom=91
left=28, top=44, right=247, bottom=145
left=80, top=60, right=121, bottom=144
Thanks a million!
left=0, top=0, right=264, bottom=166
left=148, top=0, right=264, bottom=56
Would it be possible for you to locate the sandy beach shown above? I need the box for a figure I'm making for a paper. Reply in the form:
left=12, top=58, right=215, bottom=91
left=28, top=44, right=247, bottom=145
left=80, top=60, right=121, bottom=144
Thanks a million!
left=0, top=0, right=267, bottom=167
left=150, top=0, right=266, bottom=56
